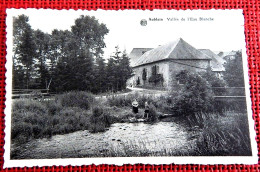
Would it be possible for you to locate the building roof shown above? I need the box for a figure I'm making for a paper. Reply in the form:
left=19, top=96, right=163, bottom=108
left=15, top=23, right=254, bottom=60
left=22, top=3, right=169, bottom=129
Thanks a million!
left=133, top=38, right=211, bottom=67
left=129, top=48, right=153, bottom=66
left=214, top=50, right=237, bottom=59
left=199, top=49, right=226, bottom=71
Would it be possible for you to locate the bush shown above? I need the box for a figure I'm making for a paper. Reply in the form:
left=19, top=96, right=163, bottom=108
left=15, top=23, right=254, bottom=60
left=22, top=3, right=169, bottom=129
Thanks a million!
left=45, top=100, right=62, bottom=116
left=89, top=106, right=112, bottom=133
left=199, top=67, right=226, bottom=96
left=52, top=107, right=90, bottom=135
left=57, top=91, right=95, bottom=110
left=11, top=121, right=33, bottom=144
left=200, top=67, right=226, bottom=87
left=13, top=99, right=47, bottom=114
left=147, top=104, right=158, bottom=122
left=11, top=98, right=91, bottom=145
left=11, top=100, right=48, bottom=143
left=173, top=70, right=214, bottom=116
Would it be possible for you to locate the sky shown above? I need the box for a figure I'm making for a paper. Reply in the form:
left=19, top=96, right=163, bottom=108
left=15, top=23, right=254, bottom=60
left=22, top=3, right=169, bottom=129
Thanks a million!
left=7, top=9, right=246, bottom=59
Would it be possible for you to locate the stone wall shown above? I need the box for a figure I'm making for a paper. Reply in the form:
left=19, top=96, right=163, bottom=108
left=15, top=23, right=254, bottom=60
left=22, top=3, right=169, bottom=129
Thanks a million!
left=128, top=59, right=210, bottom=90
left=130, top=61, right=170, bottom=88
left=168, top=59, right=210, bottom=88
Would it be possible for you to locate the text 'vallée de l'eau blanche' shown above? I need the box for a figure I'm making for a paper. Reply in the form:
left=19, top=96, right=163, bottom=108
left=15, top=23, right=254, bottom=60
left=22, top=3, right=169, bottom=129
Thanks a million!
left=148, top=17, right=214, bottom=22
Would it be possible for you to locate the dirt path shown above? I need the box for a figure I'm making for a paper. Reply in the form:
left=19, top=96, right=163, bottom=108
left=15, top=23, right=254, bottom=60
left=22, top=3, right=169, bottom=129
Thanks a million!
left=11, top=122, right=196, bottom=159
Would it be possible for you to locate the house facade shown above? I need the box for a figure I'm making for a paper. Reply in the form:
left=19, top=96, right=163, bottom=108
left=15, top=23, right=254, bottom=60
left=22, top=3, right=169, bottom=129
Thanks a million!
left=199, top=49, right=226, bottom=78
left=128, top=38, right=213, bottom=90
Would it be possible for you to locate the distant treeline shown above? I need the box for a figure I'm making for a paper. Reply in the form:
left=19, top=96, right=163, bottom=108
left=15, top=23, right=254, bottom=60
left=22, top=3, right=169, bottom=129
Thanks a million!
left=13, top=15, right=132, bottom=93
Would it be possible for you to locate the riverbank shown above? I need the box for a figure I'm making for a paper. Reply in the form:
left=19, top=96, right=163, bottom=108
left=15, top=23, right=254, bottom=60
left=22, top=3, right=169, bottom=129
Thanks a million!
left=11, top=111, right=251, bottom=159
left=11, top=90, right=171, bottom=145
left=11, top=91, right=252, bottom=158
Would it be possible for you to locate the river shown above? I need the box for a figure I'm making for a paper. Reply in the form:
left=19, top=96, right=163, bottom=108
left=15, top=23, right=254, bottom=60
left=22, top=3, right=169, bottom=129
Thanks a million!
left=12, top=122, right=196, bottom=159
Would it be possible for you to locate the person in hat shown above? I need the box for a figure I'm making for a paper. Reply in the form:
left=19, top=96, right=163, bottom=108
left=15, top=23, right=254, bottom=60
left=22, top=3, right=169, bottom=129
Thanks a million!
left=132, top=99, right=139, bottom=113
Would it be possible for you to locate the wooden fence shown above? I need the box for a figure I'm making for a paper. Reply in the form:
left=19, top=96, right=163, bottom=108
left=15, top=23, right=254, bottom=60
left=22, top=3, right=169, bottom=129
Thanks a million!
left=212, top=87, right=246, bottom=101
left=12, top=89, right=53, bottom=99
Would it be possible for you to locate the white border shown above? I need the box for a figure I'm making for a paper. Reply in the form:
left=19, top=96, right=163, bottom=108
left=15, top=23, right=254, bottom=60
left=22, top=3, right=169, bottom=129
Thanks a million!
left=3, top=9, right=258, bottom=168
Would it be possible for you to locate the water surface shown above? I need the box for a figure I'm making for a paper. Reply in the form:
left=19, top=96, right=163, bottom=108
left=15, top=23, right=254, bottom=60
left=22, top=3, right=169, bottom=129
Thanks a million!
left=12, top=122, right=195, bottom=159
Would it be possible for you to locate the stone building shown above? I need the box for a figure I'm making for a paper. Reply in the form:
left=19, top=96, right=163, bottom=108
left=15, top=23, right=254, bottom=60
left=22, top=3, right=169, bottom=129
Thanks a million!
left=128, top=38, right=214, bottom=90
left=199, top=49, right=226, bottom=78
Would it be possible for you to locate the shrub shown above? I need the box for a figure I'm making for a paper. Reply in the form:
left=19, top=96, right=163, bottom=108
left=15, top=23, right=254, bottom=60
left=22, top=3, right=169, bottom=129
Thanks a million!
left=89, top=106, right=112, bottom=133
left=199, top=67, right=226, bottom=96
left=173, top=70, right=214, bottom=116
left=57, top=91, right=95, bottom=110
left=45, top=100, right=62, bottom=116
left=53, top=107, right=90, bottom=135
left=200, top=67, right=226, bottom=87
left=11, top=98, right=91, bottom=145
left=147, top=104, right=158, bottom=122
left=11, top=100, right=48, bottom=143
left=13, top=99, right=47, bottom=114
left=11, top=121, right=33, bottom=144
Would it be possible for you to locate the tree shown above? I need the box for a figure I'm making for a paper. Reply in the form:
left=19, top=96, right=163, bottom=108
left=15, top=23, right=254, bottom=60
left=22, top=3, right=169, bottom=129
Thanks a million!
left=34, top=29, right=51, bottom=89
left=49, top=29, right=72, bottom=71
left=12, top=15, right=109, bottom=93
left=110, top=46, right=122, bottom=91
left=223, top=51, right=244, bottom=87
left=106, top=58, right=117, bottom=92
left=71, top=15, right=109, bottom=58
left=119, top=50, right=133, bottom=90
left=13, top=15, right=37, bottom=89
left=106, top=47, right=132, bottom=92
left=52, top=15, right=109, bottom=92
left=93, top=57, right=107, bottom=93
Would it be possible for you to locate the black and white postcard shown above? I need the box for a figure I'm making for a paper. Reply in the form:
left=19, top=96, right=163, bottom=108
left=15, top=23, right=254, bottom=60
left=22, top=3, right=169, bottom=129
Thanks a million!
left=4, top=9, right=258, bottom=167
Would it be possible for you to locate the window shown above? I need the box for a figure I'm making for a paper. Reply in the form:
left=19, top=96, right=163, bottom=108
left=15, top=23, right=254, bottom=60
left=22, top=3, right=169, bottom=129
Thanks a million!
left=137, top=77, right=140, bottom=85
left=142, top=68, right=147, bottom=81
left=151, top=65, right=159, bottom=75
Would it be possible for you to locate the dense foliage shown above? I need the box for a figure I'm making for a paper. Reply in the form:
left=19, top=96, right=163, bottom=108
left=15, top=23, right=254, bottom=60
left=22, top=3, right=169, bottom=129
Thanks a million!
left=200, top=67, right=227, bottom=96
left=223, top=51, right=245, bottom=87
left=200, top=67, right=226, bottom=88
left=173, top=70, right=214, bottom=116
left=13, top=15, right=132, bottom=93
